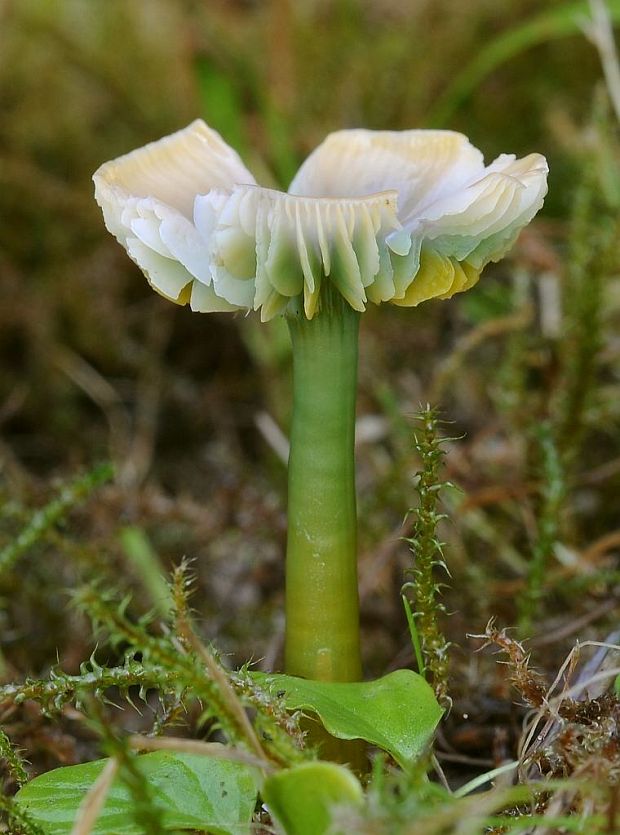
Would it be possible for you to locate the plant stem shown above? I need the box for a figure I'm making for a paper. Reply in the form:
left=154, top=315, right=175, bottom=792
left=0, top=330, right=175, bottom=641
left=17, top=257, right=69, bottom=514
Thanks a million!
left=285, top=290, right=362, bottom=683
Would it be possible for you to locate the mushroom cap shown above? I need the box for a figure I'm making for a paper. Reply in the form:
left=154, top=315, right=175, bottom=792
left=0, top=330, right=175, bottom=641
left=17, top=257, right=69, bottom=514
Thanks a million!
left=93, top=120, right=548, bottom=320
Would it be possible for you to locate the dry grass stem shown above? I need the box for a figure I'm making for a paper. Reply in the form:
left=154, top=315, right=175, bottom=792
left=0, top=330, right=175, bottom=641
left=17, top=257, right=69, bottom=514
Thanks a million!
left=587, top=0, right=620, bottom=123
left=128, top=734, right=273, bottom=772
left=183, top=625, right=267, bottom=763
left=69, top=757, right=119, bottom=835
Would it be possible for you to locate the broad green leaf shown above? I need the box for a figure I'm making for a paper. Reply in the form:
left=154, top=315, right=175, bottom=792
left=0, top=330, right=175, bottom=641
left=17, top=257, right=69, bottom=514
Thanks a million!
left=262, top=761, right=363, bottom=835
left=15, top=751, right=258, bottom=835
left=254, top=669, right=443, bottom=768
left=429, top=1, right=620, bottom=125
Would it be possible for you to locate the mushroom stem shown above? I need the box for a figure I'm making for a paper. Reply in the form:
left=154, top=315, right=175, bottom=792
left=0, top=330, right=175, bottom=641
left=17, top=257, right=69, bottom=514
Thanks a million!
left=285, top=287, right=362, bottom=683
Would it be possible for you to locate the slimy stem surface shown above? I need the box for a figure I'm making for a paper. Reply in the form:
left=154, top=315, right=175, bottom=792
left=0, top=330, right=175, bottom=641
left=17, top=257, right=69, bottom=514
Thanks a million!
left=285, top=289, right=362, bottom=683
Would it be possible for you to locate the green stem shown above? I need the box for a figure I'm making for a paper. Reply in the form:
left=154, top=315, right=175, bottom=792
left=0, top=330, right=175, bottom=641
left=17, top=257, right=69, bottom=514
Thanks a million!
left=285, top=291, right=362, bottom=683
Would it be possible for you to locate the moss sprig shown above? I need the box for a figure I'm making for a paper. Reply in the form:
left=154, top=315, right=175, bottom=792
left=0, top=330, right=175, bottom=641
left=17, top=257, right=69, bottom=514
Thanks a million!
left=518, top=422, right=565, bottom=634
left=168, top=558, right=196, bottom=650
left=74, top=584, right=261, bottom=748
left=169, top=563, right=306, bottom=763
left=232, top=665, right=306, bottom=760
left=0, top=462, right=114, bottom=576
left=476, top=620, right=548, bottom=709
left=554, top=97, right=619, bottom=465
left=0, top=794, right=46, bottom=835
left=0, top=725, right=28, bottom=787
left=74, top=583, right=306, bottom=767
left=402, top=406, right=453, bottom=707
left=0, top=657, right=179, bottom=716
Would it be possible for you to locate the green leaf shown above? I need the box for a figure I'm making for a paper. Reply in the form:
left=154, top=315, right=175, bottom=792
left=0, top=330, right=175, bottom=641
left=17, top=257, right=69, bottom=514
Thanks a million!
left=262, top=761, right=363, bottom=835
left=429, top=0, right=620, bottom=125
left=254, top=669, right=443, bottom=768
left=15, top=751, right=258, bottom=835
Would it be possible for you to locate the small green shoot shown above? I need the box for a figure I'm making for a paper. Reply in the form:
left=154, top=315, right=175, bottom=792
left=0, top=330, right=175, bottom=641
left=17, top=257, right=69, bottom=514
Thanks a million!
left=402, top=593, right=425, bottom=677
left=262, top=761, right=363, bottom=835
left=119, top=526, right=172, bottom=619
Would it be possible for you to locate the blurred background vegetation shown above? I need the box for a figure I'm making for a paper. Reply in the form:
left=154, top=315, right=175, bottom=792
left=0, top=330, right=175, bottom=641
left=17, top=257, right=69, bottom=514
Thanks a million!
left=1, top=0, right=619, bottom=781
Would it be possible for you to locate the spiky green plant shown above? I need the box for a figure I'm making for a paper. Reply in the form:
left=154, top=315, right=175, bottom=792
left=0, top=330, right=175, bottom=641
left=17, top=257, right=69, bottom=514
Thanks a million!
left=402, top=406, right=452, bottom=706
